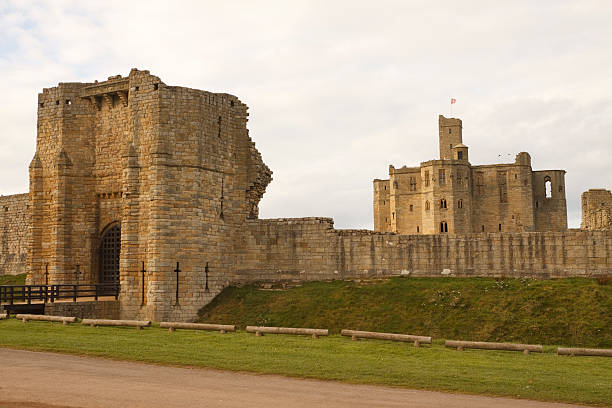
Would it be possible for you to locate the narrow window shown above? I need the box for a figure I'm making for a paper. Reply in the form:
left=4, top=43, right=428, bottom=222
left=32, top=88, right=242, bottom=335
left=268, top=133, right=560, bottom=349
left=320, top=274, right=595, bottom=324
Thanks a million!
left=536, top=201, right=539, bottom=208
left=458, top=199, right=463, bottom=209
left=498, top=224, right=502, bottom=232
left=153, top=83, right=159, bottom=90
left=498, top=171, right=507, bottom=203
left=55, top=100, right=59, bottom=105
left=476, top=172, right=484, bottom=195
left=417, top=226, right=420, bottom=233
left=425, top=201, right=430, bottom=211
left=481, top=225, right=485, bottom=232
left=440, top=198, right=447, bottom=209
left=457, top=151, right=463, bottom=160
left=440, top=222, right=448, bottom=233
left=445, top=222, right=448, bottom=232
left=449, top=128, right=452, bottom=134
left=392, top=212, right=395, bottom=219
left=394, top=181, right=399, bottom=189
left=409, top=177, right=417, bottom=191
left=218, top=116, right=222, bottom=138
left=545, top=176, right=552, bottom=198
left=439, top=169, right=446, bottom=186
left=409, top=204, right=414, bottom=212
left=440, top=222, right=444, bottom=233
left=424, top=171, right=430, bottom=187
left=449, top=143, right=452, bottom=150
left=457, top=173, right=462, bottom=185
left=66, top=99, right=71, bottom=105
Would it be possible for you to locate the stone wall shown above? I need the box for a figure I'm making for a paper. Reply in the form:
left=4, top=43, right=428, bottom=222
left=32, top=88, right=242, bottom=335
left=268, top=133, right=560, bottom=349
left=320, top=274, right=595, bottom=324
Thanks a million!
left=45, top=300, right=120, bottom=319
left=0, top=194, right=29, bottom=275
left=236, top=218, right=611, bottom=283
left=581, top=189, right=612, bottom=230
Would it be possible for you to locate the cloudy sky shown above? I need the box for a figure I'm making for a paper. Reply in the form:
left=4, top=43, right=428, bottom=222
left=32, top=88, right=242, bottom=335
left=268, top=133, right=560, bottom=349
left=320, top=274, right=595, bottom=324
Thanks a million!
left=1, top=0, right=610, bottom=228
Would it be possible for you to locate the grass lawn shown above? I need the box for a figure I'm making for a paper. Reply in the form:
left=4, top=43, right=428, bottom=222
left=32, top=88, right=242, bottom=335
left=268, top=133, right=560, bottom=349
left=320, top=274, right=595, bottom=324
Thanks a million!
left=0, top=318, right=610, bottom=406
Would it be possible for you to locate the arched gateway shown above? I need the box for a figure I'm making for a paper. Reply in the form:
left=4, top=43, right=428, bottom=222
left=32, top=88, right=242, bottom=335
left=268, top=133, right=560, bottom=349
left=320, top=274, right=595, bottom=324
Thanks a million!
left=99, top=224, right=121, bottom=284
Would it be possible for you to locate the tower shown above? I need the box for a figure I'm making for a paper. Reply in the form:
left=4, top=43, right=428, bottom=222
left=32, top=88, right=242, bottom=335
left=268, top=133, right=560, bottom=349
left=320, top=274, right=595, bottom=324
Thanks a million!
left=438, top=115, right=462, bottom=160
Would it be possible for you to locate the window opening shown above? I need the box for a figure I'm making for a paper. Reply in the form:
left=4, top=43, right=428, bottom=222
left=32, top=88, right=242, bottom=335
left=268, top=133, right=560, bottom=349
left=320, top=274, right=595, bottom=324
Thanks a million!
left=417, top=226, right=420, bottom=233
left=439, top=169, right=446, bottom=186
left=449, top=128, right=452, bottom=134
left=409, top=177, right=417, bottom=191
left=457, top=151, right=463, bottom=160
left=440, top=198, right=447, bottom=209
left=458, top=199, right=463, bottom=209
left=498, top=171, right=507, bottom=203
left=545, top=177, right=552, bottom=198
left=218, top=116, right=222, bottom=138
left=393, top=181, right=398, bottom=189
left=424, top=171, right=430, bottom=187
left=440, top=221, right=448, bottom=233
left=476, top=172, right=484, bottom=194
left=409, top=204, right=413, bottom=212
left=425, top=201, right=430, bottom=211
left=481, top=225, right=485, bottom=232
left=153, top=83, right=159, bottom=90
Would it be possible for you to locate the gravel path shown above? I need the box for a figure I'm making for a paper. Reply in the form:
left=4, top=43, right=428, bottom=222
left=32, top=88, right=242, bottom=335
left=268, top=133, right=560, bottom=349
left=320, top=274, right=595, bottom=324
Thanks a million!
left=0, top=348, right=588, bottom=408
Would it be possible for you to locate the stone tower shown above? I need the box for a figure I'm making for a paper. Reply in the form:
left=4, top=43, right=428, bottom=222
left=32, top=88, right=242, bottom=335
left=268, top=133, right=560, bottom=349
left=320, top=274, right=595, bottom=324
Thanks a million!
left=27, top=69, right=272, bottom=321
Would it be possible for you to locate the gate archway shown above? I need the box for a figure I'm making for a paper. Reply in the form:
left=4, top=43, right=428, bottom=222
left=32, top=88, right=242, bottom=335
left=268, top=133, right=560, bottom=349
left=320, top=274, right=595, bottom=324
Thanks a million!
left=99, top=223, right=121, bottom=284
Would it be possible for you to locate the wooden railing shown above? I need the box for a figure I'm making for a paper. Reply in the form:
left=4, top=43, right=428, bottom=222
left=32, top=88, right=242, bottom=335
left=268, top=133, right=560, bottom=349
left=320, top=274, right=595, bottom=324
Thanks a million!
left=0, top=283, right=119, bottom=305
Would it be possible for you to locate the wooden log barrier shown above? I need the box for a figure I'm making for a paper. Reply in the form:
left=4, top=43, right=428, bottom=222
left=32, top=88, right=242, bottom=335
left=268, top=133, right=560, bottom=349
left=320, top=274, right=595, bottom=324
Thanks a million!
left=340, top=330, right=432, bottom=346
left=81, top=319, right=151, bottom=330
left=445, top=340, right=542, bottom=354
left=15, top=314, right=77, bottom=325
left=246, top=326, right=329, bottom=339
left=160, top=322, right=236, bottom=333
left=557, top=347, right=612, bottom=357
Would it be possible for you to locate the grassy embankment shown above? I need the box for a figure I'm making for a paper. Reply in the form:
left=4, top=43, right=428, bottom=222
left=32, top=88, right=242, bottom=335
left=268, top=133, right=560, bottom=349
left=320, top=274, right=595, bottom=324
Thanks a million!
left=199, top=277, right=612, bottom=348
left=0, top=273, right=26, bottom=285
left=0, top=318, right=611, bottom=406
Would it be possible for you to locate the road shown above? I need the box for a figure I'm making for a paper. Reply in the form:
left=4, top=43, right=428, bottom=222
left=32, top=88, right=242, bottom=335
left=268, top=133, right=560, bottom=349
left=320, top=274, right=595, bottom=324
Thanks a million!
left=0, top=348, right=588, bottom=408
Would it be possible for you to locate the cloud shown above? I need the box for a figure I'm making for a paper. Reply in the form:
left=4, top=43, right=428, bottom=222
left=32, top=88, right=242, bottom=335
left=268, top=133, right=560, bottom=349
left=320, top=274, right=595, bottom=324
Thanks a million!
left=1, top=0, right=611, bottom=229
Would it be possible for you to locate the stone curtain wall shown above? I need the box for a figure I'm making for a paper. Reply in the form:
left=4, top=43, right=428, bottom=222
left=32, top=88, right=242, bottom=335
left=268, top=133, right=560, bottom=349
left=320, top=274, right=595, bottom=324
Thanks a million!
left=0, top=194, right=29, bottom=276
left=237, top=218, right=611, bottom=282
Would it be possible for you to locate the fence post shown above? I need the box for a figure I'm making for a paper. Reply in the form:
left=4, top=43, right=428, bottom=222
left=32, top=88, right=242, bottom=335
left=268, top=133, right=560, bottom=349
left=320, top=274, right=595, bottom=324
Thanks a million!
left=73, top=285, right=77, bottom=302
left=27, top=286, right=32, bottom=305
left=94, top=284, right=99, bottom=301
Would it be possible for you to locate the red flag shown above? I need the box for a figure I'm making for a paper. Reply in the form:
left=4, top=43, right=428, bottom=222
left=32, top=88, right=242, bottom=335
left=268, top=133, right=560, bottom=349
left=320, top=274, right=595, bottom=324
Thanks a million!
left=450, top=98, right=456, bottom=104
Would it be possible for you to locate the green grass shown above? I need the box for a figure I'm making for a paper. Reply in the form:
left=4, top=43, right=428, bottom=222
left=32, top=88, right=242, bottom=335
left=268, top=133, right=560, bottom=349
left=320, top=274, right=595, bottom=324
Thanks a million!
left=0, top=319, right=610, bottom=406
left=199, top=277, right=612, bottom=348
left=0, top=273, right=26, bottom=285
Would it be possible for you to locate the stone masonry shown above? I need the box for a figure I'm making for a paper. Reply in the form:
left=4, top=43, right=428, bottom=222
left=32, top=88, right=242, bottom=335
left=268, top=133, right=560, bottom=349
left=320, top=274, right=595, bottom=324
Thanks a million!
left=0, top=194, right=29, bottom=275
left=373, top=116, right=567, bottom=234
left=0, top=70, right=610, bottom=322
left=581, top=189, right=612, bottom=230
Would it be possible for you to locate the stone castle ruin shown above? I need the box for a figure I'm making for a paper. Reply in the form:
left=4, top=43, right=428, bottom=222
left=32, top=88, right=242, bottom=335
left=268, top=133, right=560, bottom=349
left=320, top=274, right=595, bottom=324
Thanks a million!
left=374, top=116, right=567, bottom=235
left=0, top=70, right=611, bottom=322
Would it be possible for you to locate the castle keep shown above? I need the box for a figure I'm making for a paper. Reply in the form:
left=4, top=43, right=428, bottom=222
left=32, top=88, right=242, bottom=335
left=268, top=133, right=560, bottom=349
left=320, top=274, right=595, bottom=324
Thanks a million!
left=0, top=70, right=611, bottom=322
left=374, top=116, right=567, bottom=234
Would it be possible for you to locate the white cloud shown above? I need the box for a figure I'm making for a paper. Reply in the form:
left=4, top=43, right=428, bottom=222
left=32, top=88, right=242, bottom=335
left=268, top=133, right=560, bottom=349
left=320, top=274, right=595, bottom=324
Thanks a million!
left=1, top=0, right=611, bottom=229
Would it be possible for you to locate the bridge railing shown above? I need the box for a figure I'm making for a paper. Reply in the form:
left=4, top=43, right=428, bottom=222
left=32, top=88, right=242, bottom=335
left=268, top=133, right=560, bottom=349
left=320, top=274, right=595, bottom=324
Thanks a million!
left=0, top=283, right=119, bottom=305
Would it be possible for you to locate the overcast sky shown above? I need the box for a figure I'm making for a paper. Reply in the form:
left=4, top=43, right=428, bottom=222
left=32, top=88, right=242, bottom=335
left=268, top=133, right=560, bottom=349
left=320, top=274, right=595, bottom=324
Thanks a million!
left=1, top=0, right=610, bottom=228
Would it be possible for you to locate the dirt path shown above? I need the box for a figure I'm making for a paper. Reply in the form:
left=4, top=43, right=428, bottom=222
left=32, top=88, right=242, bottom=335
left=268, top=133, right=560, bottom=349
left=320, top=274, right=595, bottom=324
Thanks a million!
left=0, top=349, right=587, bottom=408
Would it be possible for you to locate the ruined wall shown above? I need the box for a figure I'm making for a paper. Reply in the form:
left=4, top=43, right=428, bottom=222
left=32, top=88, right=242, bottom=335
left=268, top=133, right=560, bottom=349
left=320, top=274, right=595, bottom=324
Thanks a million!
left=237, top=218, right=611, bottom=282
left=581, top=189, right=612, bottom=230
left=0, top=194, right=29, bottom=275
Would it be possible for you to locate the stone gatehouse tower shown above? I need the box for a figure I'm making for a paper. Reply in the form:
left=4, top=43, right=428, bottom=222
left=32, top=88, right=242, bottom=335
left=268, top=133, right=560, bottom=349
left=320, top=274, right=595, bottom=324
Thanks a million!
left=373, top=115, right=567, bottom=234
left=28, top=69, right=271, bottom=321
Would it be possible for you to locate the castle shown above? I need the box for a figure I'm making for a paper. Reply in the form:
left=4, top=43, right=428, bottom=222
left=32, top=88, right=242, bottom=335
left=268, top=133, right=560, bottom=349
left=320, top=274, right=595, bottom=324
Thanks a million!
left=373, top=116, right=567, bottom=234
left=0, top=70, right=611, bottom=322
